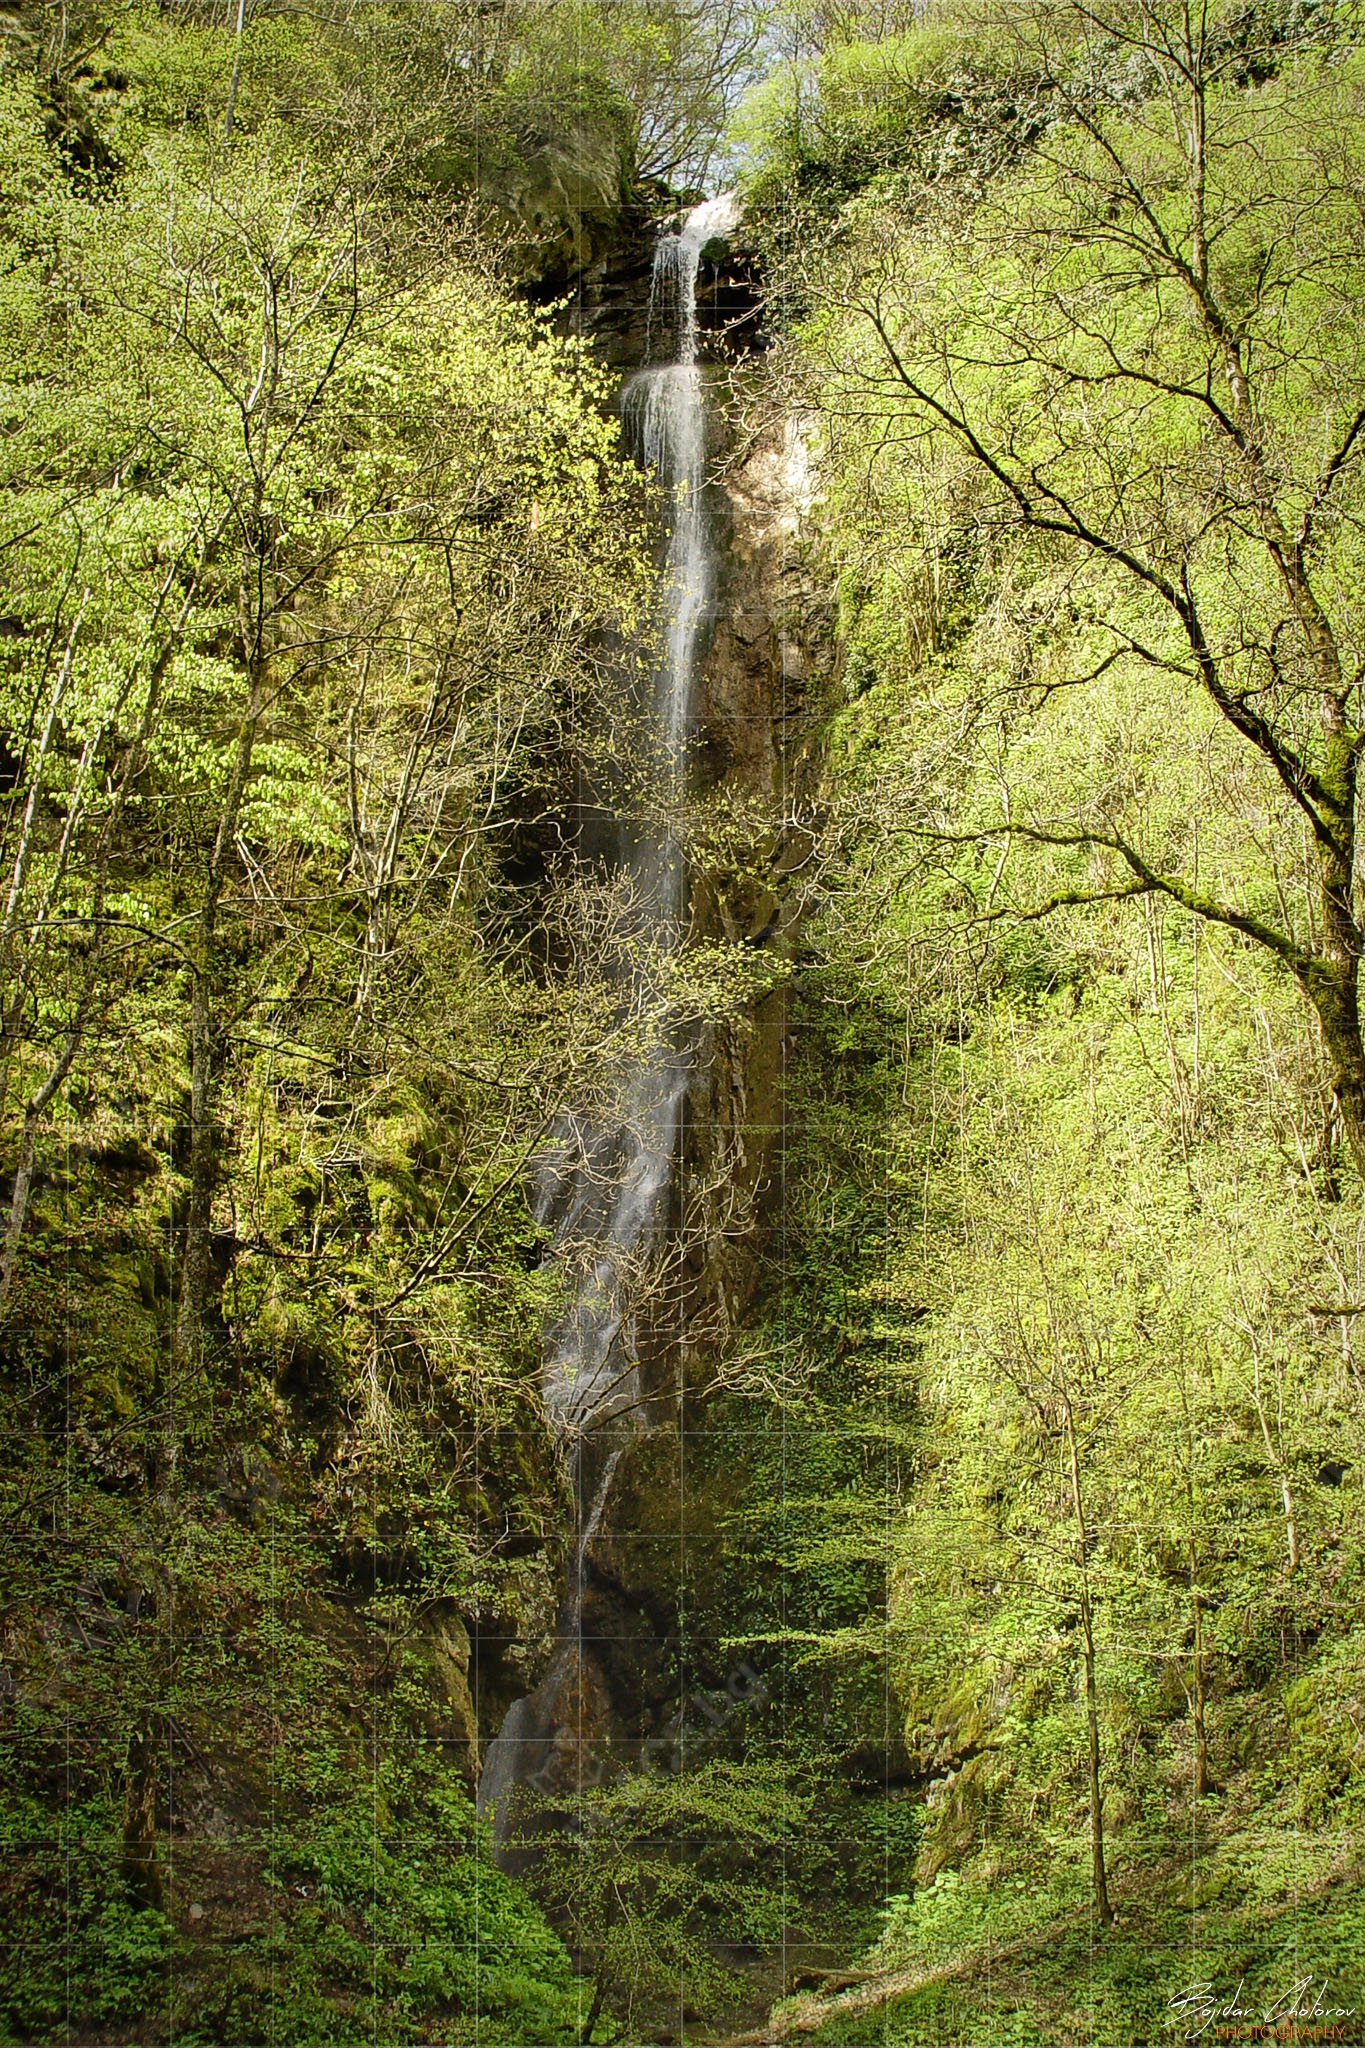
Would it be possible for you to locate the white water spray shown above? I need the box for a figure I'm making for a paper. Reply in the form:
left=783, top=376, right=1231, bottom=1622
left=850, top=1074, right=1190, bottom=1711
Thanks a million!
left=477, top=195, right=736, bottom=1850
left=537, top=192, right=737, bottom=1441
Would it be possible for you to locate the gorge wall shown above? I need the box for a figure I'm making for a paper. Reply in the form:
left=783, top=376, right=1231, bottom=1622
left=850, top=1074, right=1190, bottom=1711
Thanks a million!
left=468, top=201, right=838, bottom=1821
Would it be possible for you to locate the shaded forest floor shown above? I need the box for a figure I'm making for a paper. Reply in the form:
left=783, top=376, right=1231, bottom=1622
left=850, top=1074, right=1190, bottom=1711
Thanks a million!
left=746, top=1780, right=1365, bottom=2047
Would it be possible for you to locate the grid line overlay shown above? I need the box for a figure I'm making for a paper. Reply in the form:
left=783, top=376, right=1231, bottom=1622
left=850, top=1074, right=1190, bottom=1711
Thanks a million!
left=14, top=4, right=1361, bottom=2045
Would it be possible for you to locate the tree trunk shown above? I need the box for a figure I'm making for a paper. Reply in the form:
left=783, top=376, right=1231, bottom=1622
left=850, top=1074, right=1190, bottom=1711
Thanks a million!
left=176, top=966, right=217, bottom=1361
left=0, top=1027, right=83, bottom=1304
left=1304, top=953, right=1365, bottom=1184
left=175, top=650, right=267, bottom=1356
left=1249, top=1358, right=1299, bottom=1574
left=1066, top=1414, right=1113, bottom=1927
left=223, top=0, right=248, bottom=142
left=1078, top=1583, right=1113, bottom=1925
left=580, top=1972, right=606, bottom=2047
left=121, top=1722, right=163, bottom=1909
left=1191, top=1580, right=1209, bottom=1801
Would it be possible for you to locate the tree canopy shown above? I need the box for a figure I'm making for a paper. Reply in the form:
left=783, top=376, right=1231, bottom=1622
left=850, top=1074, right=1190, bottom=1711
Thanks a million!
left=4, top=0, right=1365, bottom=2041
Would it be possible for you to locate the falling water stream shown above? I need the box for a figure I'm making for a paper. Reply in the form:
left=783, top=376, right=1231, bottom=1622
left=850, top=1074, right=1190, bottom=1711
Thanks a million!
left=476, top=194, right=737, bottom=1856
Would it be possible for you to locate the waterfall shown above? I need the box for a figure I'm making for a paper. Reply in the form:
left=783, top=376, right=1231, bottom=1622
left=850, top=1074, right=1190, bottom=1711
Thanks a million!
left=535, top=192, right=737, bottom=1436
left=477, top=193, right=736, bottom=1855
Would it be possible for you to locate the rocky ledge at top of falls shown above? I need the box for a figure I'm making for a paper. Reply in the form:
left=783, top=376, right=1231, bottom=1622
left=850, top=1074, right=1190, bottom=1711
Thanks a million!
left=499, top=145, right=765, bottom=367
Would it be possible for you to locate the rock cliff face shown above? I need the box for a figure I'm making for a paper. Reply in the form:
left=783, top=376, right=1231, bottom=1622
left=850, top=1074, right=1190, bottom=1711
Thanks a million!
left=515, top=181, right=765, bottom=368
left=442, top=179, right=777, bottom=1783
left=483, top=117, right=633, bottom=288
left=556, top=386, right=837, bottom=1780
left=681, top=402, right=832, bottom=1345
left=465, top=204, right=836, bottom=1798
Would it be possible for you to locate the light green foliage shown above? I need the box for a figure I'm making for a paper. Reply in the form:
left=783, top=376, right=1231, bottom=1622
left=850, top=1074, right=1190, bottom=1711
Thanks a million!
left=0, top=6, right=659, bottom=2041
left=0, top=43, right=646, bottom=1343
left=735, top=2, right=1365, bottom=2037
left=10, top=0, right=1365, bottom=2039
left=0, top=1500, right=582, bottom=2042
left=534, top=1761, right=806, bottom=2040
